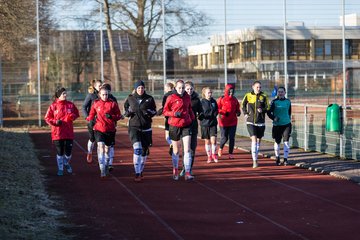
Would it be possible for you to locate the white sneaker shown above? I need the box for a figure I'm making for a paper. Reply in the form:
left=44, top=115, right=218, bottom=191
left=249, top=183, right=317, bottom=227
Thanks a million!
left=252, top=160, right=258, bottom=168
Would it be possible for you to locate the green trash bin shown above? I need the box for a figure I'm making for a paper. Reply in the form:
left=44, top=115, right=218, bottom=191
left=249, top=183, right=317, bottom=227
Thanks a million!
left=326, top=103, right=341, bottom=132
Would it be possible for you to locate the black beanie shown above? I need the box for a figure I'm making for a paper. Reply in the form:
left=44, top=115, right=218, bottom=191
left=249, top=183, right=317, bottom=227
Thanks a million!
left=134, top=80, right=145, bottom=89
left=55, top=87, right=66, bottom=98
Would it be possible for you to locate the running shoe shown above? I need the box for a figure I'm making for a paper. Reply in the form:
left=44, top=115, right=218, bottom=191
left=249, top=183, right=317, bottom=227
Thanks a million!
left=218, top=148, right=223, bottom=157
left=252, top=160, right=258, bottom=168
left=86, top=153, right=93, bottom=164
left=108, top=165, right=114, bottom=172
left=283, top=158, right=288, bottom=166
left=212, top=154, right=219, bottom=163
left=228, top=154, right=234, bottom=159
left=207, top=156, right=212, bottom=163
left=134, top=173, right=142, bottom=182
left=185, top=172, right=194, bottom=181
left=173, top=168, right=179, bottom=181
left=65, top=164, right=72, bottom=174
left=275, top=156, right=281, bottom=166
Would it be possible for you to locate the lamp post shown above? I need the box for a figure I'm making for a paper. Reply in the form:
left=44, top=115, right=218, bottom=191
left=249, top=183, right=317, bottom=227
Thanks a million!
left=36, top=0, right=41, bottom=127
left=340, top=0, right=347, bottom=158
left=162, top=0, right=167, bottom=88
left=100, top=2, right=104, bottom=82
left=224, top=0, right=228, bottom=86
left=283, top=0, right=288, bottom=98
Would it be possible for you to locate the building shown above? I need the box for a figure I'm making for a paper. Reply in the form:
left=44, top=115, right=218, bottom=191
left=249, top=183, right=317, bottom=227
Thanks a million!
left=187, top=15, right=360, bottom=96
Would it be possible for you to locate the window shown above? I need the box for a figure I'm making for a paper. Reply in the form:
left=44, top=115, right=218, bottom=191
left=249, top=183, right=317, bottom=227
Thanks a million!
left=287, top=40, right=310, bottom=60
left=261, top=40, right=283, bottom=60
left=242, top=40, right=256, bottom=60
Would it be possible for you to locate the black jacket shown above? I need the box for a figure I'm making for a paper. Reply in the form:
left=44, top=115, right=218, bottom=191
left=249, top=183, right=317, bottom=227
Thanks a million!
left=157, top=90, right=174, bottom=116
left=82, top=89, right=99, bottom=118
left=124, top=92, right=156, bottom=130
left=200, top=97, right=218, bottom=127
left=190, top=92, right=203, bottom=132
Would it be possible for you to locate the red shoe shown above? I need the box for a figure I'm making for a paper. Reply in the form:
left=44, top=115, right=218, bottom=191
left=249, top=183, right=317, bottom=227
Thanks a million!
left=134, top=173, right=142, bottom=182
left=207, top=156, right=212, bottom=163
left=86, top=153, right=93, bottom=164
left=185, top=172, right=194, bottom=181
left=212, top=154, right=218, bottom=163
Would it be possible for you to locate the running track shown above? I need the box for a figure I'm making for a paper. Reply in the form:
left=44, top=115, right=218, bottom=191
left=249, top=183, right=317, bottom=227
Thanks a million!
left=30, top=127, right=360, bottom=240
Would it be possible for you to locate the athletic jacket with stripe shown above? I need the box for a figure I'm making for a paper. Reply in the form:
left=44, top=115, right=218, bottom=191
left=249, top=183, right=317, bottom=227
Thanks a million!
left=241, top=91, right=270, bottom=126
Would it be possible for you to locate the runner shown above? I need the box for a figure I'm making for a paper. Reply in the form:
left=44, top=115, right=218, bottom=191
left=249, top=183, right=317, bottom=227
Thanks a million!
left=200, top=87, right=219, bottom=163
left=44, top=87, right=80, bottom=176
left=124, top=80, right=157, bottom=182
left=86, top=86, right=123, bottom=178
left=82, top=79, right=102, bottom=163
left=163, top=79, right=195, bottom=181
left=242, top=81, right=270, bottom=168
left=267, top=86, right=292, bottom=166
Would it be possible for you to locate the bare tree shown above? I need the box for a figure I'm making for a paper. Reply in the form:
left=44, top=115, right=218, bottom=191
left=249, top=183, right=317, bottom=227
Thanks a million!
left=0, top=1, right=36, bottom=59
left=0, top=0, right=54, bottom=59
left=110, top=0, right=210, bottom=83
left=103, top=0, right=122, bottom=91
left=92, top=0, right=210, bottom=87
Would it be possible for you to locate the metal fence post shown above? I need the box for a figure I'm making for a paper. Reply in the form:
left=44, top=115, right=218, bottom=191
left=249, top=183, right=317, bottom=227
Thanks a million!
left=304, top=104, right=308, bottom=151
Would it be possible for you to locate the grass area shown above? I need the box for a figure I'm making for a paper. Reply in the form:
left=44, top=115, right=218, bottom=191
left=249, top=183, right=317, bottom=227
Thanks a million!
left=0, top=128, right=68, bottom=239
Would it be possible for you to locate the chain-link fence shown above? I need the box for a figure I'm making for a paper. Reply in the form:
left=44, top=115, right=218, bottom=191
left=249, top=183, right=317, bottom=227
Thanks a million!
left=1, top=0, right=359, bottom=159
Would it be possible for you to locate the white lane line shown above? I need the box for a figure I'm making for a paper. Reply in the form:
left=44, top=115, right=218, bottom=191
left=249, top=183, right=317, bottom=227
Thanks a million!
left=257, top=172, right=360, bottom=214
left=227, top=161, right=360, bottom=214
left=196, top=180, right=310, bottom=240
left=151, top=159, right=309, bottom=240
left=74, top=139, right=183, bottom=240
left=112, top=177, right=184, bottom=240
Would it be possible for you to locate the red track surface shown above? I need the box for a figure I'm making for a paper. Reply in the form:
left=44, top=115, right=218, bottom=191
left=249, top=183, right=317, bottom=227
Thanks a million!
left=30, top=127, right=360, bottom=240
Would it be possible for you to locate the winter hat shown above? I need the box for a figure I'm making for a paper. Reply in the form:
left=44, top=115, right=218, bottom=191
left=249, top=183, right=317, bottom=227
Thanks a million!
left=55, top=87, right=66, bottom=98
left=134, top=80, right=145, bottom=89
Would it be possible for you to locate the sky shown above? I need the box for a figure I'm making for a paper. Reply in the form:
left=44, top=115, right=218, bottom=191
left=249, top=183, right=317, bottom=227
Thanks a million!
left=52, top=0, right=360, bottom=46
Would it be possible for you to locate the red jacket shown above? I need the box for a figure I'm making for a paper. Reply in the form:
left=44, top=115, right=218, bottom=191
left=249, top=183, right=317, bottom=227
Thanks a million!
left=163, top=92, right=195, bottom=128
left=44, top=99, right=80, bottom=141
left=87, top=98, right=122, bottom=133
left=217, top=84, right=241, bottom=127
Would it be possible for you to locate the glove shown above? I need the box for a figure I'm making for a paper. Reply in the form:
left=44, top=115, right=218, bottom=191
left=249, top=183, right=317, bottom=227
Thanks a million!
left=174, top=112, right=182, bottom=117
left=125, top=111, right=135, bottom=117
left=198, top=113, right=204, bottom=121
left=156, top=108, right=163, bottom=116
left=56, top=120, right=62, bottom=126
left=89, top=119, right=96, bottom=127
left=105, top=113, right=112, bottom=119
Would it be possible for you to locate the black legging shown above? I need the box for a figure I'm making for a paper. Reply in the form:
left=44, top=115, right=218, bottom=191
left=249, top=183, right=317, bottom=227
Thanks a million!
left=190, top=129, right=198, bottom=168
left=54, top=139, right=73, bottom=156
left=219, top=126, right=237, bottom=154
